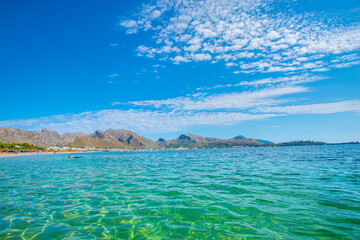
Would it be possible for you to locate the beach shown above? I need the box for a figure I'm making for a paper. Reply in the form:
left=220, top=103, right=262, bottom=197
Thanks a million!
left=0, top=151, right=91, bottom=158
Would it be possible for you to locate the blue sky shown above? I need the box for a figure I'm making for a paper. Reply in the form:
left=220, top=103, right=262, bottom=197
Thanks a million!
left=1, top=0, right=359, bottom=143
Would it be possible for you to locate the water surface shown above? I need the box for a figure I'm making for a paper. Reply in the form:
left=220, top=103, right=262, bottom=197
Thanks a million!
left=1, top=145, right=360, bottom=239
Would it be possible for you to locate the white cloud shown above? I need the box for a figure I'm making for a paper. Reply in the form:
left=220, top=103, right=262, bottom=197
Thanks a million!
left=196, top=74, right=326, bottom=90
left=3, top=1, right=359, bottom=136
left=107, top=73, right=119, bottom=78
left=129, top=86, right=308, bottom=110
left=137, top=45, right=149, bottom=53
left=119, top=20, right=139, bottom=34
left=331, top=60, right=360, bottom=69
left=0, top=110, right=277, bottom=134
left=120, top=0, right=360, bottom=73
left=2, top=72, right=359, bottom=135
left=265, top=31, right=281, bottom=40
left=254, top=100, right=360, bottom=114
left=150, top=10, right=162, bottom=19
left=3, top=94, right=359, bottom=135
left=172, top=55, right=190, bottom=63
left=194, top=53, right=212, bottom=61
left=120, top=20, right=138, bottom=28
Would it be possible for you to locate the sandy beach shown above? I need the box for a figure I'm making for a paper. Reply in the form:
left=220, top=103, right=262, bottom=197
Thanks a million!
left=0, top=151, right=91, bottom=158
left=0, top=152, right=49, bottom=158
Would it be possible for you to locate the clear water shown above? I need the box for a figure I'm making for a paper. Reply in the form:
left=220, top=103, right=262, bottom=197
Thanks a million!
left=0, top=145, right=360, bottom=239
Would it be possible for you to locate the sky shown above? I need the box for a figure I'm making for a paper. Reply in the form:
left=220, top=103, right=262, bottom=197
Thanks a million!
left=0, top=0, right=360, bottom=143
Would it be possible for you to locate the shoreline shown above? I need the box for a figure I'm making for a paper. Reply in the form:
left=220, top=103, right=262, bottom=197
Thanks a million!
left=1, top=143, right=359, bottom=159
left=0, top=151, right=96, bottom=159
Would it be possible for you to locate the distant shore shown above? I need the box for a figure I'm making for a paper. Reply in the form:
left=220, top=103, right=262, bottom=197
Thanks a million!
left=1, top=142, right=359, bottom=159
left=0, top=151, right=94, bottom=158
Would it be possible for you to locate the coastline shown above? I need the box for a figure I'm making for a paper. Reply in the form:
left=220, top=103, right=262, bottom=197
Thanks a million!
left=1, top=143, right=358, bottom=159
left=0, top=151, right=95, bottom=159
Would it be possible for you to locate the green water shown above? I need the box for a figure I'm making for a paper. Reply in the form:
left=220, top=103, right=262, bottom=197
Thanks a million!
left=0, top=145, right=360, bottom=239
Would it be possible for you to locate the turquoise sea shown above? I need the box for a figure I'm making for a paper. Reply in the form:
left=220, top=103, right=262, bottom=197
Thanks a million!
left=0, top=145, right=360, bottom=239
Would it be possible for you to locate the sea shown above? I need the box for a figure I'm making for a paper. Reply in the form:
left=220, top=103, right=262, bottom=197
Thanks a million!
left=0, top=145, right=359, bottom=239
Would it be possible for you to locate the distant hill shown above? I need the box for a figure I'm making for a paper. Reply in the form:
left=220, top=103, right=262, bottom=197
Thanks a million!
left=276, top=141, right=327, bottom=146
left=232, top=135, right=248, bottom=140
left=157, top=133, right=264, bottom=148
left=0, top=128, right=84, bottom=147
left=67, top=130, right=126, bottom=148
left=104, top=129, right=159, bottom=148
left=0, top=127, right=274, bottom=149
left=0, top=127, right=158, bottom=148
left=255, top=139, right=274, bottom=144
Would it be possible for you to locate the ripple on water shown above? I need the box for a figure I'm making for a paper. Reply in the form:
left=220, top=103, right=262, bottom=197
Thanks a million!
left=1, top=145, right=360, bottom=239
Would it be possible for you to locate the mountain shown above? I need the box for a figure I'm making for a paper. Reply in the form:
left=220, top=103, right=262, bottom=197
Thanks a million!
left=0, top=127, right=270, bottom=149
left=157, top=133, right=264, bottom=148
left=232, top=135, right=248, bottom=140
left=276, top=141, right=327, bottom=146
left=1, top=127, right=356, bottom=149
left=174, top=134, right=218, bottom=144
left=104, top=129, right=159, bottom=148
left=67, top=130, right=126, bottom=148
left=0, top=128, right=84, bottom=147
left=0, top=127, right=158, bottom=148
left=255, top=139, right=275, bottom=144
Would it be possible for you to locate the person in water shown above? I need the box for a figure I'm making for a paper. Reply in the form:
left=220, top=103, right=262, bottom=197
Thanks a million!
left=68, top=155, right=73, bottom=158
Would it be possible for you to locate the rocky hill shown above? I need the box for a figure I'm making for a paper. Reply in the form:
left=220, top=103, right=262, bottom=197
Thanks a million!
left=255, top=139, right=275, bottom=144
left=157, top=133, right=264, bottom=148
left=67, top=130, right=126, bottom=148
left=0, top=127, right=267, bottom=149
left=104, top=129, right=159, bottom=148
left=0, top=128, right=84, bottom=147
left=0, top=127, right=158, bottom=148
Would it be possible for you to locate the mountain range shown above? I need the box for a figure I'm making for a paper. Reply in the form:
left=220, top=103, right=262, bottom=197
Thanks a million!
left=0, top=127, right=267, bottom=148
left=157, top=133, right=265, bottom=148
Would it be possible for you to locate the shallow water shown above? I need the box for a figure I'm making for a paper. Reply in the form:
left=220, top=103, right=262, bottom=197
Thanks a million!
left=0, top=145, right=360, bottom=239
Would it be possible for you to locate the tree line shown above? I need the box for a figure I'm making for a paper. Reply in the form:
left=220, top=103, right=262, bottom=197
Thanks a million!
left=0, top=142, right=45, bottom=152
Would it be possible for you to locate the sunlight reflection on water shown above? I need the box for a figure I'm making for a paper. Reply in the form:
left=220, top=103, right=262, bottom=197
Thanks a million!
left=0, top=145, right=360, bottom=239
